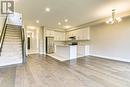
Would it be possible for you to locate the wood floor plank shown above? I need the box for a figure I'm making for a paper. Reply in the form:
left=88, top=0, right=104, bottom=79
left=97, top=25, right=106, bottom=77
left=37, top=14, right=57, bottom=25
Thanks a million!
left=0, top=54, right=130, bottom=87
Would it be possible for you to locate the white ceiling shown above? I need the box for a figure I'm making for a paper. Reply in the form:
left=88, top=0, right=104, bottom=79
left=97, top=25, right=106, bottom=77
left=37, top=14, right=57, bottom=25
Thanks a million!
left=15, top=0, right=130, bottom=29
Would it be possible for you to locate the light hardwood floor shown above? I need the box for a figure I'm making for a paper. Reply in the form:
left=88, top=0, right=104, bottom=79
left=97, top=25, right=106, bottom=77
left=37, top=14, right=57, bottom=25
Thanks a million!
left=0, top=54, right=130, bottom=87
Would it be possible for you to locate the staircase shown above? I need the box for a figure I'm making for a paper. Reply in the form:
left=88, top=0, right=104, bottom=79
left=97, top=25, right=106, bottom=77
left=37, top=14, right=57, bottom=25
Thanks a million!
left=0, top=24, right=23, bottom=66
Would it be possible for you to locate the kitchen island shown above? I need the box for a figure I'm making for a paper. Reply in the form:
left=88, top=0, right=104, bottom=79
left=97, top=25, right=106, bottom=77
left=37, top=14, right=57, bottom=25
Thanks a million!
left=47, top=45, right=89, bottom=61
left=55, top=45, right=77, bottom=60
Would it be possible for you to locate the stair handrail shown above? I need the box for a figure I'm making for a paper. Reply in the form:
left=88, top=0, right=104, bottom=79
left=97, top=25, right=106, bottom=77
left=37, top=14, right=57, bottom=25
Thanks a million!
left=20, top=27, right=26, bottom=63
left=0, top=15, right=8, bottom=55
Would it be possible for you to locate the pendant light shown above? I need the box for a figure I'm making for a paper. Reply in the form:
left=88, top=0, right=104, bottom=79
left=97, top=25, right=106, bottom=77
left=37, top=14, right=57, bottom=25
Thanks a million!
left=106, top=9, right=122, bottom=24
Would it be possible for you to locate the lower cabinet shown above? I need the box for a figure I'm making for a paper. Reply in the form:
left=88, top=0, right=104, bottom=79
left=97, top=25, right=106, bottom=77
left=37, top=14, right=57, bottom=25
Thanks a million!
left=77, top=45, right=89, bottom=58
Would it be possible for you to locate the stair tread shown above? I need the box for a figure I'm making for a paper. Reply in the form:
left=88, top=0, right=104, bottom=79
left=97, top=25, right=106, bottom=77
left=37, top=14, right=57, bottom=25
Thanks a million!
left=7, top=25, right=20, bottom=27
left=4, top=38, right=21, bottom=40
left=6, top=30, right=21, bottom=32
left=3, top=49, right=22, bottom=51
left=0, top=58, right=22, bottom=62
left=4, top=41, right=21, bottom=43
left=4, top=36, right=21, bottom=38
left=1, top=52, right=22, bottom=55
left=5, top=32, right=21, bottom=34
left=5, top=35, right=21, bottom=37
left=6, top=31, right=21, bottom=33
left=0, top=57, right=22, bottom=60
left=5, top=33, right=20, bottom=35
left=4, top=40, right=21, bottom=42
left=3, top=44, right=21, bottom=46
left=6, top=28, right=20, bottom=30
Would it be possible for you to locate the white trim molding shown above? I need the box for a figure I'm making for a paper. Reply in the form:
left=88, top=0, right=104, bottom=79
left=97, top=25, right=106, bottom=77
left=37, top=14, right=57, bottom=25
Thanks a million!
left=89, top=54, right=130, bottom=62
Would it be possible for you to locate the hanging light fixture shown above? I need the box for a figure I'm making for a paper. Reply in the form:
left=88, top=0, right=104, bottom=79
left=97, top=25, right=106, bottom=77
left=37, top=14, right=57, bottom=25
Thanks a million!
left=106, top=9, right=122, bottom=24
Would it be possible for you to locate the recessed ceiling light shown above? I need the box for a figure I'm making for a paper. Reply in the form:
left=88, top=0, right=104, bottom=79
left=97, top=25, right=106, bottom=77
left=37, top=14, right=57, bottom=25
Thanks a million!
left=64, top=25, right=72, bottom=29
left=36, top=20, right=39, bottom=23
left=45, top=8, right=50, bottom=12
left=65, top=19, right=68, bottom=22
left=58, top=22, right=61, bottom=25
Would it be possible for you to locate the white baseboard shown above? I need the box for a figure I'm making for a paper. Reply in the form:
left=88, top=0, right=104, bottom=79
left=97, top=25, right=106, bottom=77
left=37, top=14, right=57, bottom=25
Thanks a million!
left=89, top=54, right=130, bottom=62
left=28, top=52, right=39, bottom=55
left=27, top=51, right=45, bottom=55
left=40, top=52, right=46, bottom=55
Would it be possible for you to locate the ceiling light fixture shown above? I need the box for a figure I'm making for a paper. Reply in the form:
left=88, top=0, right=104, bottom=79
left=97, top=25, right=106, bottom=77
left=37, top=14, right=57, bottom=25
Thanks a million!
left=106, top=9, right=122, bottom=24
left=45, top=8, right=50, bottom=12
left=36, top=20, right=39, bottom=23
left=65, top=19, right=68, bottom=22
left=64, top=25, right=72, bottom=29
left=58, top=22, right=61, bottom=25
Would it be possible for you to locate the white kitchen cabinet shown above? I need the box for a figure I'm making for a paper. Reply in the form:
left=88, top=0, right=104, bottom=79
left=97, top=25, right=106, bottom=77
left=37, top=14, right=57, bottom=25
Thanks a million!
left=45, top=29, right=65, bottom=41
left=77, top=45, right=89, bottom=58
left=75, top=29, right=81, bottom=40
left=81, top=27, right=90, bottom=40
left=45, top=30, right=54, bottom=37
left=66, top=27, right=90, bottom=40
left=45, top=27, right=90, bottom=41
left=54, top=31, right=65, bottom=41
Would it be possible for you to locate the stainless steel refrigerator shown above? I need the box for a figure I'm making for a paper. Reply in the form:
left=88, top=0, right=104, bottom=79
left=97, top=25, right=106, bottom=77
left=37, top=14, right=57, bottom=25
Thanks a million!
left=46, top=37, right=54, bottom=54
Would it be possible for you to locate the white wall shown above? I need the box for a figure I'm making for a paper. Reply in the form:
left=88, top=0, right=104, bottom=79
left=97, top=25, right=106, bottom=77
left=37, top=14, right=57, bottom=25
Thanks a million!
left=27, top=28, right=39, bottom=54
left=39, top=27, right=45, bottom=54
left=0, top=12, right=22, bottom=34
left=7, top=12, right=22, bottom=26
left=90, top=17, right=130, bottom=62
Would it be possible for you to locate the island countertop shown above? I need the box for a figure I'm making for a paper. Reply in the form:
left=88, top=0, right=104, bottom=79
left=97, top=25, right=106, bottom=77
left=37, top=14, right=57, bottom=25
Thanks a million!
left=55, top=45, right=77, bottom=60
left=56, top=45, right=77, bottom=47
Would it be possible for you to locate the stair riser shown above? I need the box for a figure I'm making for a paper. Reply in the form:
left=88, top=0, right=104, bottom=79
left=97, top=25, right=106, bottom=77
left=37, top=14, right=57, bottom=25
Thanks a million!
left=7, top=25, right=21, bottom=28
left=0, top=58, right=22, bottom=67
left=2, top=50, right=22, bottom=52
left=4, top=39, right=21, bottom=42
left=6, top=31, right=21, bottom=33
left=5, top=35, right=21, bottom=37
left=3, top=44, right=21, bottom=47
left=6, top=30, right=21, bottom=33
left=0, top=52, right=22, bottom=55
left=1, top=51, right=22, bottom=54
left=4, top=41, right=21, bottom=43
left=1, top=53, right=22, bottom=55
left=5, top=37, right=21, bottom=39
left=5, top=31, right=21, bottom=33
left=3, top=46, right=22, bottom=48
left=6, top=28, right=21, bottom=31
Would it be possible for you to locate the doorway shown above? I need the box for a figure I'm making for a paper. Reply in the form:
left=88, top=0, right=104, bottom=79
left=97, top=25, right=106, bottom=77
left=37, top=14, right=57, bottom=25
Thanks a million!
left=45, top=37, right=54, bottom=54
left=27, top=37, right=31, bottom=50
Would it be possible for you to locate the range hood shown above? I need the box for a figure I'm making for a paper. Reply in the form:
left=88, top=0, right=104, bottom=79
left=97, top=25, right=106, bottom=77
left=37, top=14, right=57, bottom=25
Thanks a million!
left=69, top=36, right=76, bottom=39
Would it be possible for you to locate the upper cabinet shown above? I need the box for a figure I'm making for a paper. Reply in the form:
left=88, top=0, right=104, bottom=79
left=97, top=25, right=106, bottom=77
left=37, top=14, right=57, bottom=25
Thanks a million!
left=45, top=29, right=54, bottom=37
left=54, top=31, right=65, bottom=41
left=45, top=27, right=90, bottom=41
left=45, top=29, right=65, bottom=41
left=66, top=27, right=90, bottom=40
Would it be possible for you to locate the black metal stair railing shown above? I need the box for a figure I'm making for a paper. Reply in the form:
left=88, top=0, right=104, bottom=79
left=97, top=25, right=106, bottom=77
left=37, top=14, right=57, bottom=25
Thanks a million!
left=0, top=16, right=8, bottom=56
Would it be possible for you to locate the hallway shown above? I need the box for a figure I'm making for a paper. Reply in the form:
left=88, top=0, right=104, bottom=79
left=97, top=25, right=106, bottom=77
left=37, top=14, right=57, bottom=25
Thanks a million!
left=0, top=54, right=130, bottom=87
